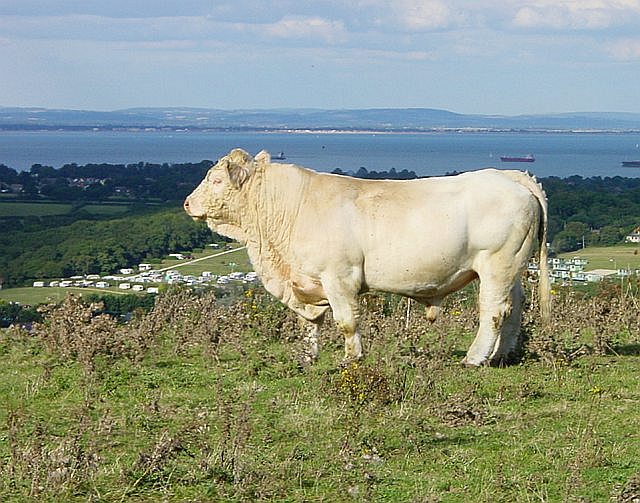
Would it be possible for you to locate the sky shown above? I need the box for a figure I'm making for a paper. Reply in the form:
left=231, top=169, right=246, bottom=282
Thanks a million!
left=1, top=0, right=640, bottom=115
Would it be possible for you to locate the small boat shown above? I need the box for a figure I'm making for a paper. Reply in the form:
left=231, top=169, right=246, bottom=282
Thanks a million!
left=500, top=154, right=535, bottom=163
left=272, top=152, right=286, bottom=160
left=622, top=160, right=640, bottom=167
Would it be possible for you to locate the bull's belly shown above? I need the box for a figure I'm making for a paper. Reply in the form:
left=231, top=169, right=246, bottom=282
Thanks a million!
left=363, top=264, right=477, bottom=300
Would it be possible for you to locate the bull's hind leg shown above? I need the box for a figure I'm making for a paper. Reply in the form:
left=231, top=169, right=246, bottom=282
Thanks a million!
left=462, top=264, right=517, bottom=367
left=489, top=279, right=524, bottom=365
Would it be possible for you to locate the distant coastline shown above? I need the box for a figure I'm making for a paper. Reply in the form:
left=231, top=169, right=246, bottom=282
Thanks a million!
left=2, top=125, right=640, bottom=135
left=3, top=106, right=640, bottom=133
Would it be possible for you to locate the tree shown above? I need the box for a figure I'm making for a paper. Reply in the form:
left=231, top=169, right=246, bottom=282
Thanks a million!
left=552, top=221, right=590, bottom=253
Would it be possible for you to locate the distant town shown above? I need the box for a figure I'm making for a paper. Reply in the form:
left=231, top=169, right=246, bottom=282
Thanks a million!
left=27, top=245, right=258, bottom=295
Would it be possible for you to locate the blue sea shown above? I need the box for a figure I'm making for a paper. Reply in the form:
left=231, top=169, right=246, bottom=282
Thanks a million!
left=1, top=130, right=640, bottom=178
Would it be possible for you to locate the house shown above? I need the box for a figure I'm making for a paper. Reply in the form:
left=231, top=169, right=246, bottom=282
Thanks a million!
left=132, top=285, right=144, bottom=292
left=120, top=268, right=134, bottom=275
left=625, top=226, right=640, bottom=243
left=168, top=253, right=186, bottom=260
left=95, top=281, right=109, bottom=288
left=33, top=281, right=45, bottom=287
left=584, top=269, right=617, bottom=282
left=245, top=272, right=258, bottom=282
left=118, top=283, right=131, bottom=290
left=138, top=263, right=153, bottom=271
left=147, top=287, right=160, bottom=294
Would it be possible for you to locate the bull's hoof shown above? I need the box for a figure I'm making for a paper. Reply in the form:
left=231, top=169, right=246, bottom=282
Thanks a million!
left=488, top=355, right=510, bottom=367
left=489, top=350, right=522, bottom=367
left=301, top=352, right=318, bottom=366
left=460, top=356, right=487, bottom=368
left=340, top=355, right=363, bottom=368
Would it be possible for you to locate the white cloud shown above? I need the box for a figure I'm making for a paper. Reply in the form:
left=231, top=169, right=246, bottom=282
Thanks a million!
left=606, top=38, right=640, bottom=59
left=263, top=16, right=347, bottom=43
left=391, top=0, right=455, bottom=31
left=512, top=0, right=640, bottom=30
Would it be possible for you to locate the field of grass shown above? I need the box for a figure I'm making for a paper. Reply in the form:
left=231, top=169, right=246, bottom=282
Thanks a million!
left=80, top=203, right=133, bottom=215
left=152, top=244, right=253, bottom=277
left=559, top=243, right=640, bottom=270
left=0, top=201, right=73, bottom=217
left=0, top=200, right=134, bottom=217
left=0, top=245, right=251, bottom=305
left=1, top=286, right=638, bottom=501
left=0, top=286, right=135, bottom=305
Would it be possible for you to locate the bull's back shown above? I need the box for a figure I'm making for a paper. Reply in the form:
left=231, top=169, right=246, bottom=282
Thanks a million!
left=291, top=169, right=538, bottom=290
left=328, top=170, right=535, bottom=289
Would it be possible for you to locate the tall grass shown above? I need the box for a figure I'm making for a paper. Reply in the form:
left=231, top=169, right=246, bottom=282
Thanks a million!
left=0, top=282, right=639, bottom=501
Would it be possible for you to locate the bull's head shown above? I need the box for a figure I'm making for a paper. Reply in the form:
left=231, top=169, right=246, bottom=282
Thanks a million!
left=184, top=149, right=270, bottom=236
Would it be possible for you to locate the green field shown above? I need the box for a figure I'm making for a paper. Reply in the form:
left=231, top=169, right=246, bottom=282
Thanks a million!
left=80, top=203, right=133, bottom=215
left=0, top=201, right=73, bottom=217
left=559, top=243, right=640, bottom=270
left=0, top=286, right=135, bottom=305
left=154, top=244, right=252, bottom=276
left=0, top=200, right=133, bottom=217
left=0, top=288, right=638, bottom=501
left=0, top=245, right=252, bottom=305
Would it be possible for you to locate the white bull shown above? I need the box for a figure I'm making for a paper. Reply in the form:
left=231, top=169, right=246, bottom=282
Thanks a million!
left=185, top=149, right=550, bottom=366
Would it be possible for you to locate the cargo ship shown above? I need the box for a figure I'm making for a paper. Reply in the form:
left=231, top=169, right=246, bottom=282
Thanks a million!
left=500, top=154, right=535, bottom=163
left=622, top=160, right=640, bottom=167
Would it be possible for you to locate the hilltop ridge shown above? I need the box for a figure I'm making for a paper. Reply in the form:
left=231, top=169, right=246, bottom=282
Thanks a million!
left=2, top=107, right=640, bottom=132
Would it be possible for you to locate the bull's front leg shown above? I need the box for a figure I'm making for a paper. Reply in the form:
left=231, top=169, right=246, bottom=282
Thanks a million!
left=341, top=320, right=362, bottom=361
left=330, top=296, right=362, bottom=360
left=321, top=274, right=363, bottom=361
left=299, top=315, right=325, bottom=363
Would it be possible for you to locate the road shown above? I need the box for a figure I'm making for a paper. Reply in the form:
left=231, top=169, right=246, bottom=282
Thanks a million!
left=153, top=246, right=248, bottom=273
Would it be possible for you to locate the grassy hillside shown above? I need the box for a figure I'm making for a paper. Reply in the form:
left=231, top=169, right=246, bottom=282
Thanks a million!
left=1, top=286, right=639, bottom=501
left=559, top=244, right=640, bottom=271
left=0, top=200, right=133, bottom=217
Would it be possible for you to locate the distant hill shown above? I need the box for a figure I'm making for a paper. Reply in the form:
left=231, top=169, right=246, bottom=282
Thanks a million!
left=1, top=106, right=640, bottom=132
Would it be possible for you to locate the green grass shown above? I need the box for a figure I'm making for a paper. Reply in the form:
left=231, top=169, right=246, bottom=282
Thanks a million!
left=0, top=286, right=84, bottom=305
left=0, top=245, right=251, bottom=305
left=155, top=244, right=253, bottom=276
left=559, top=243, right=640, bottom=270
left=0, top=201, right=73, bottom=217
left=0, top=200, right=134, bottom=217
left=0, top=286, right=135, bottom=305
left=0, top=288, right=638, bottom=501
left=80, top=203, right=133, bottom=215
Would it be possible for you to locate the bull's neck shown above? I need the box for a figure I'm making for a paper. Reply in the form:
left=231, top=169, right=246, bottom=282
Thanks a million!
left=239, top=164, right=310, bottom=286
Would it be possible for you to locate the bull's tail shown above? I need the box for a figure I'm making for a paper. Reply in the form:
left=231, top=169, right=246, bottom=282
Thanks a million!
left=501, top=170, right=551, bottom=325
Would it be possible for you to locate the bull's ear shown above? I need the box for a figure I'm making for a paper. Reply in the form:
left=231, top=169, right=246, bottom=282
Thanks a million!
left=255, top=150, right=271, bottom=165
left=223, top=148, right=254, bottom=189
left=226, top=161, right=254, bottom=189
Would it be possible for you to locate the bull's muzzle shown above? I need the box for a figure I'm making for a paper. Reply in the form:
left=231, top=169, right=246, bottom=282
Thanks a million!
left=184, top=196, right=208, bottom=222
